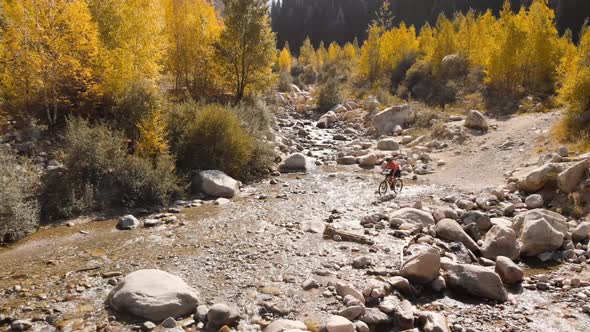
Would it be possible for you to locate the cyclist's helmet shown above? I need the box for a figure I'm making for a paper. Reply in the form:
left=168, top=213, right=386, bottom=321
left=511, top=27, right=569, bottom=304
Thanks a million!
left=385, top=158, right=392, bottom=162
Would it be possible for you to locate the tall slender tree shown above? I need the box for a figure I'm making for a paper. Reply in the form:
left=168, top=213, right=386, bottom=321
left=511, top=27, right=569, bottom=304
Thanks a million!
left=216, top=0, right=276, bottom=102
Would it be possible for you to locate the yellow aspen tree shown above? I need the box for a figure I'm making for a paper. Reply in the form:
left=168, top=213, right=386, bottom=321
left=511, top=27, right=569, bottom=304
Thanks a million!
left=486, top=2, right=527, bottom=93
left=162, top=0, right=223, bottom=95
left=557, top=26, right=590, bottom=139
left=216, top=0, right=276, bottom=102
left=327, top=42, right=342, bottom=64
left=429, top=14, right=458, bottom=75
left=523, top=0, right=563, bottom=92
left=470, top=10, right=498, bottom=68
left=136, top=109, right=170, bottom=166
left=316, top=41, right=328, bottom=68
left=342, top=42, right=359, bottom=66
left=418, top=23, right=435, bottom=57
left=299, top=37, right=317, bottom=67
left=278, top=47, right=292, bottom=72
left=87, top=0, right=166, bottom=95
left=0, top=0, right=103, bottom=126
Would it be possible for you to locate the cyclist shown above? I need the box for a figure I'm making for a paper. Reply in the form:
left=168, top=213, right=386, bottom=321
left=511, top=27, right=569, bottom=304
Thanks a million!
left=382, top=157, right=401, bottom=188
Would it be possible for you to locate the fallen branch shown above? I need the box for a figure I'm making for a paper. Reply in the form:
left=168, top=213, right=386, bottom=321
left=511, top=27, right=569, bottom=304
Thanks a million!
left=323, top=225, right=375, bottom=245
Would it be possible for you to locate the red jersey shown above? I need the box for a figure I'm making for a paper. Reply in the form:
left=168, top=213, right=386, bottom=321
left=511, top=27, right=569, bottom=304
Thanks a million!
left=383, top=161, right=400, bottom=171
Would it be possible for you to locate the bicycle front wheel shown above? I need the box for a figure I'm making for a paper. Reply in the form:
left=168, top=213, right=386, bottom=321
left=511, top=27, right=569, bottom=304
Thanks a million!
left=393, top=179, right=404, bottom=193
left=378, top=181, right=389, bottom=196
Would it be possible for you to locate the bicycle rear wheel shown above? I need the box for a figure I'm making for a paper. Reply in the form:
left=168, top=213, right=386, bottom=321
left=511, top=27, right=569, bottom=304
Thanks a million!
left=378, top=181, right=389, bottom=196
left=393, top=179, right=404, bottom=193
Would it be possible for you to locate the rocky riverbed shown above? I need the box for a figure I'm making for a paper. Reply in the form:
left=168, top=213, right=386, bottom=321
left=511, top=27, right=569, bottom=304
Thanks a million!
left=1, top=92, right=590, bottom=332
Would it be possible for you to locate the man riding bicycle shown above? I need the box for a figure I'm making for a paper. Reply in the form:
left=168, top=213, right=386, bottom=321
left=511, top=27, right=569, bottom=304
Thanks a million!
left=382, top=158, right=401, bottom=188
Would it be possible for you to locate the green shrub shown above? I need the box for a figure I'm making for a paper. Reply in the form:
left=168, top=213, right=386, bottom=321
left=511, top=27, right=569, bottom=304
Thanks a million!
left=317, top=79, right=342, bottom=112
left=0, top=147, right=40, bottom=243
left=234, top=98, right=274, bottom=137
left=278, top=71, right=294, bottom=92
left=41, top=118, right=182, bottom=222
left=111, top=79, right=162, bottom=139
left=176, top=105, right=254, bottom=178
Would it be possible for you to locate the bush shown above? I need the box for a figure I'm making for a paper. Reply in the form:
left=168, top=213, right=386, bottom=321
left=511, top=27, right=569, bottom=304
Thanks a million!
left=0, top=147, right=40, bottom=243
left=234, top=98, right=274, bottom=137
left=400, top=60, right=457, bottom=107
left=111, top=79, right=162, bottom=139
left=41, top=118, right=182, bottom=222
left=176, top=105, right=254, bottom=179
left=390, top=53, right=418, bottom=93
left=278, top=71, right=293, bottom=92
left=317, top=79, right=342, bottom=112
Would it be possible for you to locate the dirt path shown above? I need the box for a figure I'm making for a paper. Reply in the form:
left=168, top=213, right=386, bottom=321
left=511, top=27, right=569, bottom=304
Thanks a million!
left=423, top=111, right=561, bottom=192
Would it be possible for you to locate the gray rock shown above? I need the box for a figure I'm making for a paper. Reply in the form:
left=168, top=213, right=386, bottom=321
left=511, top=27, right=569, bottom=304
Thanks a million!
left=358, top=154, right=378, bottom=167
left=435, top=219, right=479, bottom=253
left=352, top=256, right=373, bottom=269
left=516, top=163, right=559, bottom=193
left=519, top=217, right=564, bottom=256
left=264, top=320, right=307, bottom=332
left=317, top=111, right=338, bottom=129
left=10, top=320, right=33, bottom=331
left=338, top=306, right=365, bottom=321
left=443, top=263, right=507, bottom=302
left=337, top=156, right=358, bottom=165
left=117, top=215, right=140, bottom=230
left=390, top=208, right=435, bottom=228
left=372, top=105, right=410, bottom=135
left=480, top=225, right=520, bottom=260
left=207, top=303, right=240, bottom=327
left=302, top=278, right=319, bottom=290
left=107, top=269, right=200, bottom=321
left=558, top=158, right=590, bottom=193
left=358, top=308, right=392, bottom=325
left=418, top=311, right=451, bottom=332
left=353, top=321, right=369, bottom=332
left=279, top=153, right=308, bottom=173
left=495, top=256, right=524, bottom=284
left=461, top=211, right=491, bottom=231
left=326, top=316, right=355, bottom=332
left=464, top=110, right=488, bottom=131
left=194, top=170, right=240, bottom=198
left=336, top=282, right=365, bottom=304
left=376, top=139, right=400, bottom=151
left=525, top=194, right=544, bottom=209
left=195, top=305, right=209, bottom=322
left=160, top=317, right=178, bottom=328
left=572, top=222, right=590, bottom=242
left=401, top=247, right=441, bottom=284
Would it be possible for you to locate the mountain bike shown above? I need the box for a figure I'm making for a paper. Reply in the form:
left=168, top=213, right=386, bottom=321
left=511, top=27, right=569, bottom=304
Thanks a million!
left=378, top=172, right=404, bottom=196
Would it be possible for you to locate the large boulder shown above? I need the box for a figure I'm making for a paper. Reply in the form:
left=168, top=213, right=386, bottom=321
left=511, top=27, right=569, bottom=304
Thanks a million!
left=194, top=170, right=239, bottom=198
left=480, top=225, right=519, bottom=260
left=572, top=222, right=590, bottom=242
left=337, top=156, right=358, bottom=165
left=358, top=154, right=378, bottom=167
left=512, top=209, right=568, bottom=237
left=435, top=219, right=479, bottom=253
left=325, top=316, right=354, bottom=332
left=495, top=256, right=523, bottom=284
left=443, top=263, right=507, bottom=302
left=558, top=158, right=590, bottom=193
left=417, top=311, right=451, bottom=332
left=317, top=111, right=338, bottom=129
left=519, top=218, right=564, bottom=256
left=372, top=105, right=411, bottom=135
left=117, top=215, right=140, bottom=230
left=464, top=110, right=488, bottom=131
left=376, top=138, right=400, bottom=151
left=279, top=153, right=308, bottom=173
left=107, top=269, right=200, bottom=321
left=461, top=211, right=491, bottom=231
left=264, top=320, right=307, bottom=332
left=390, top=208, right=435, bottom=228
left=401, top=247, right=441, bottom=284
left=516, top=163, right=559, bottom=193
